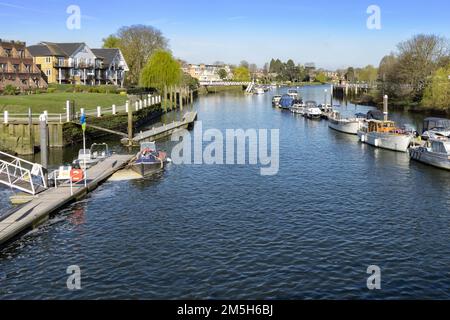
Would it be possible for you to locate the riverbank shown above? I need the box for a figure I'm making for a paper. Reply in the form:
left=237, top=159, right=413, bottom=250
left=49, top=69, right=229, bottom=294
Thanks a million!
left=197, top=85, right=245, bottom=95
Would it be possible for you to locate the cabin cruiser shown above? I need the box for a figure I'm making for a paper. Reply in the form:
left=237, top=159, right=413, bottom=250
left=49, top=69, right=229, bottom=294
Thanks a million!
left=421, top=117, right=450, bottom=140
left=291, top=101, right=306, bottom=115
left=287, top=89, right=299, bottom=99
left=328, top=111, right=365, bottom=135
left=409, top=137, right=450, bottom=170
left=304, top=101, right=322, bottom=120
left=318, top=104, right=333, bottom=119
left=358, top=120, right=413, bottom=152
left=279, top=94, right=295, bottom=110
left=73, top=143, right=110, bottom=169
left=131, top=142, right=168, bottom=177
left=272, top=95, right=282, bottom=108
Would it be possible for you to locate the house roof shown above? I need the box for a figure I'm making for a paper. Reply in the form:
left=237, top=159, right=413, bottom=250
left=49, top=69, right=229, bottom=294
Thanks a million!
left=91, top=48, right=119, bottom=65
left=27, top=42, right=86, bottom=57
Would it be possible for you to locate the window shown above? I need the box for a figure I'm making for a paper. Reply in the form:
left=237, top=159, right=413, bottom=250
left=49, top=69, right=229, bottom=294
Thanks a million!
left=5, top=49, right=12, bottom=57
left=46, top=69, right=51, bottom=76
left=13, top=64, right=19, bottom=72
left=25, top=65, right=31, bottom=72
left=0, top=63, right=7, bottom=72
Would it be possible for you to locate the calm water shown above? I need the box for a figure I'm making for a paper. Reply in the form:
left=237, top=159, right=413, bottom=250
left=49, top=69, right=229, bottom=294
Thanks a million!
left=1, top=85, right=450, bottom=299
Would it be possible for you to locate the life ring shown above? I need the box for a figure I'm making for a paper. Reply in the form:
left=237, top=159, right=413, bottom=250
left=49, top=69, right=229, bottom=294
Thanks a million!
left=70, top=169, right=84, bottom=182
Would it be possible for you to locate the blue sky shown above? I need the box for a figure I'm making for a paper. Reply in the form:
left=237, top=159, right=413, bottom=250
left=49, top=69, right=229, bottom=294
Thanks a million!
left=1, top=0, right=449, bottom=69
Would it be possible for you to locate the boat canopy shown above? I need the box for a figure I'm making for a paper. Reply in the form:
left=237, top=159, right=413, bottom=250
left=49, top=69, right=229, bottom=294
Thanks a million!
left=366, top=110, right=384, bottom=120
left=280, top=95, right=294, bottom=108
left=423, top=118, right=450, bottom=132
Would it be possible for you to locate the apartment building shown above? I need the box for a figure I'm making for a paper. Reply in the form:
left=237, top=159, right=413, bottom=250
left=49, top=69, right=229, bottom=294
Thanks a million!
left=183, top=64, right=233, bottom=82
left=28, top=42, right=128, bottom=86
left=0, top=39, right=47, bottom=91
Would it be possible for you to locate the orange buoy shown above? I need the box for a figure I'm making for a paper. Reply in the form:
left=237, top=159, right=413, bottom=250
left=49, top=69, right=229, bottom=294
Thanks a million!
left=70, top=169, right=84, bottom=182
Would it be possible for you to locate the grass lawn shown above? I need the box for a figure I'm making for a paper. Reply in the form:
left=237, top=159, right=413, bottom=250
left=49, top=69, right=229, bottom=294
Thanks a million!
left=0, top=92, right=128, bottom=114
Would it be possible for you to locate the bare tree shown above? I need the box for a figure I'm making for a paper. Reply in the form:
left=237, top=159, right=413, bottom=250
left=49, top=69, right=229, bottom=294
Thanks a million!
left=114, top=25, right=169, bottom=85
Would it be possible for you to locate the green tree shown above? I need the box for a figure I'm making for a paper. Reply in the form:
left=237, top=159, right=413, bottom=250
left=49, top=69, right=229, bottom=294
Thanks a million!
left=315, top=72, right=327, bottom=84
left=233, top=66, right=251, bottom=81
left=102, top=35, right=121, bottom=48
left=422, top=64, right=450, bottom=109
left=182, top=73, right=200, bottom=91
left=139, top=50, right=182, bottom=91
left=217, top=68, right=228, bottom=80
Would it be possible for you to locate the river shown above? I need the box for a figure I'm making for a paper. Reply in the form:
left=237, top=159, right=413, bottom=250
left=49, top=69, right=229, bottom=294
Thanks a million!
left=1, top=85, right=450, bottom=299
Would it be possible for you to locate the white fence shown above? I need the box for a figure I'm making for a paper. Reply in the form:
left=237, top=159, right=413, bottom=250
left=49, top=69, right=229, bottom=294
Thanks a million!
left=0, top=95, right=161, bottom=124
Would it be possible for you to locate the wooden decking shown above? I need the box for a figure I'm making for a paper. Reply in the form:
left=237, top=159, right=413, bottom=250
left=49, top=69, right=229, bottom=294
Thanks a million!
left=0, top=154, right=133, bottom=247
left=121, top=111, right=197, bottom=146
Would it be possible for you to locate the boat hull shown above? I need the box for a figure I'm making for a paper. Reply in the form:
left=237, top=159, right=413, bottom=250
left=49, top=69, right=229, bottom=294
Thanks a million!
left=329, top=120, right=362, bottom=135
left=131, top=161, right=164, bottom=177
left=358, top=131, right=412, bottom=152
left=409, top=147, right=450, bottom=170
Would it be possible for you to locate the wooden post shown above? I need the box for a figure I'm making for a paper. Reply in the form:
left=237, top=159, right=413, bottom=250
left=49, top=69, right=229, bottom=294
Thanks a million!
left=190, top=90, right=193, bottom=104
left=128, top=102, right=133, bottom=146
left=112, top=104, right=116, bottom=115
left=179, top=86, right=183, bottom=111
left=164, top=86, right=168, bottom=112
left=97, top=106, right=102, bottom=118
left=3, top=111, right=8, bottom=124
left=169, top=86, right=173, bottom=110
left=383, top=95, right=389, bottom=122
left=125, top=101, right=129, bottom=113
left=39, top=113, right=48, bottom=184
left=28, top=108, right=33, bottom=149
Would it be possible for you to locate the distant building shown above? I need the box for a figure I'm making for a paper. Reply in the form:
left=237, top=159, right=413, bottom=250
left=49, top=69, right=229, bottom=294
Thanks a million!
left=0, top=39, right=47, bottom=92
left=28, top=42, right=128, bottom=86
left=182, top=64, right=232, bottom=82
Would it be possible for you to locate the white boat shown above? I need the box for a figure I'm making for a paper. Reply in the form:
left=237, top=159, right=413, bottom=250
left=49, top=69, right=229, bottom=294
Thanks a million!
left=272, top=95, right=282, bottom=107
left=358, top=120, right=413, bottom=152
left=421, top=117, right=450, bottom=140
left=328, top=111, right=365, bottom=135
left=291, top=102, right=306, bottom=115
left=287, top=89, right=299, bottom=99
left=254, top=87, right=265, bottom=95
left=72, top=143, right=110, bottom=169
left=318, top=104, right=333, bottom=119
left=304, top=101, right=322, bottom=120
left=409, top=138, right=450, bottom=170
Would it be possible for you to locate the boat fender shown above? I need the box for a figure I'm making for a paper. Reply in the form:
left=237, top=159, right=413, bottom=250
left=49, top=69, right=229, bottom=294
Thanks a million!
left=70, top=169, right=84, bottom=182
left=374, top=139, right=380, bottom=147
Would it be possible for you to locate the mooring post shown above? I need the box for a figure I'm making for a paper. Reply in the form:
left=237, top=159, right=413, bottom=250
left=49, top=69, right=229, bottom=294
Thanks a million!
left=383, top=95, right=389, bottom=122
left=66, top=100, right=71, bottom=122
left=28, top=108, right=33, bottom=149
left=190, top=90, right=193, bottom=105
left=39, top=113, right=49, bottom=185
left=180, top=87, right=183, bottom=111
left=164, top=86, right=168, bottom=112
left=4, top=110, right=8, bottom=124
left=128, top=102, right=133, bottom=147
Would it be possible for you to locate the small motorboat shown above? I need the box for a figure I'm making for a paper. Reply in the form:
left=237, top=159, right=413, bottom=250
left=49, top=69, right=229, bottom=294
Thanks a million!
left=73, top=143, right=110, bottom=169
left=409, top=137, right=450, bottom=170
left=287, top=89, right=299, bottom=99
left=254, top=87, right=265, bottom=95
left=272, top=95, right=282, bottom=108
left=131, top=142, right=168, bottom=177
left=304, top=101, right=322, bottom=120
left=318, top=104, right=333, bottom=119
left=421, top=117, right=450, bottom=140
left=279, top=94, right=295, bottom=110
left=328, top=111, right=365, bottom=135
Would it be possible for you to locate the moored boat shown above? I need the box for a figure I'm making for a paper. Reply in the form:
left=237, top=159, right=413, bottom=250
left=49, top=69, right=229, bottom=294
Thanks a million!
left=131, top=142, right=168, bottom=177
left=72, top=143, right=111, bottom=169
left=287, top=89, right=299, bottom=99
left=357, top=120, right=413, bottom=152
left=304, top=101, right=322, bottom=120
left=409, top=137, right=450, bottom=170
left=328, top=111, right=365, bottom=135
left=272, top=95, right=282, bottom=108
left=421, top=117, right=450, bottom=140
left=279, top=94, right=294, bottom=110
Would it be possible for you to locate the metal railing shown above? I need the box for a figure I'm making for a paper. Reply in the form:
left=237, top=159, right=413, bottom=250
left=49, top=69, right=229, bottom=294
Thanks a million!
left=0, top=151, right=47, bottom=195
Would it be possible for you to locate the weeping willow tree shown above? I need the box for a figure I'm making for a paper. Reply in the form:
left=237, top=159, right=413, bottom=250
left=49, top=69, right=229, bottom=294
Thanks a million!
left=139, top=50, right=182, bottom=92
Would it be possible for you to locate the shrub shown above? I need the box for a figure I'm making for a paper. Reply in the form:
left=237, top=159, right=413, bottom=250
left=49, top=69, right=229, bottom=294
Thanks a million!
left=47, top=88, right=57, bottom=93
left=3, top=85, right=18, bottom=95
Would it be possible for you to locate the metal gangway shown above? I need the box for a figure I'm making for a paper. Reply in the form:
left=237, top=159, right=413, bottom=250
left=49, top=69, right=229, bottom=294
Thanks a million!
left=0, top=151, right=47, bottom=195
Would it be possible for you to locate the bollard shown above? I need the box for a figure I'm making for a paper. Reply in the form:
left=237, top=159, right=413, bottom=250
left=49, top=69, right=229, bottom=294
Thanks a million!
left=3, top=111, right=8, bottom=124
left=112, top=104, right=116, bottom=115
left=97, top=106, right=102, bottom=118
left=135, top=101, right=139, bottom=111
left=125, top=101, right=129, bottom=113
left=39, top=113, right=49, bottom=185
left=66, top=100, right=71, bottom=122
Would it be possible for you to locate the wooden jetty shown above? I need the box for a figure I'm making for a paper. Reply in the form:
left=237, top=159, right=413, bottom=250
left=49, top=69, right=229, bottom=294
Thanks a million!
left=0, top=154, right=133, bottom=247
left=121, top=111, right=197, bottom=146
